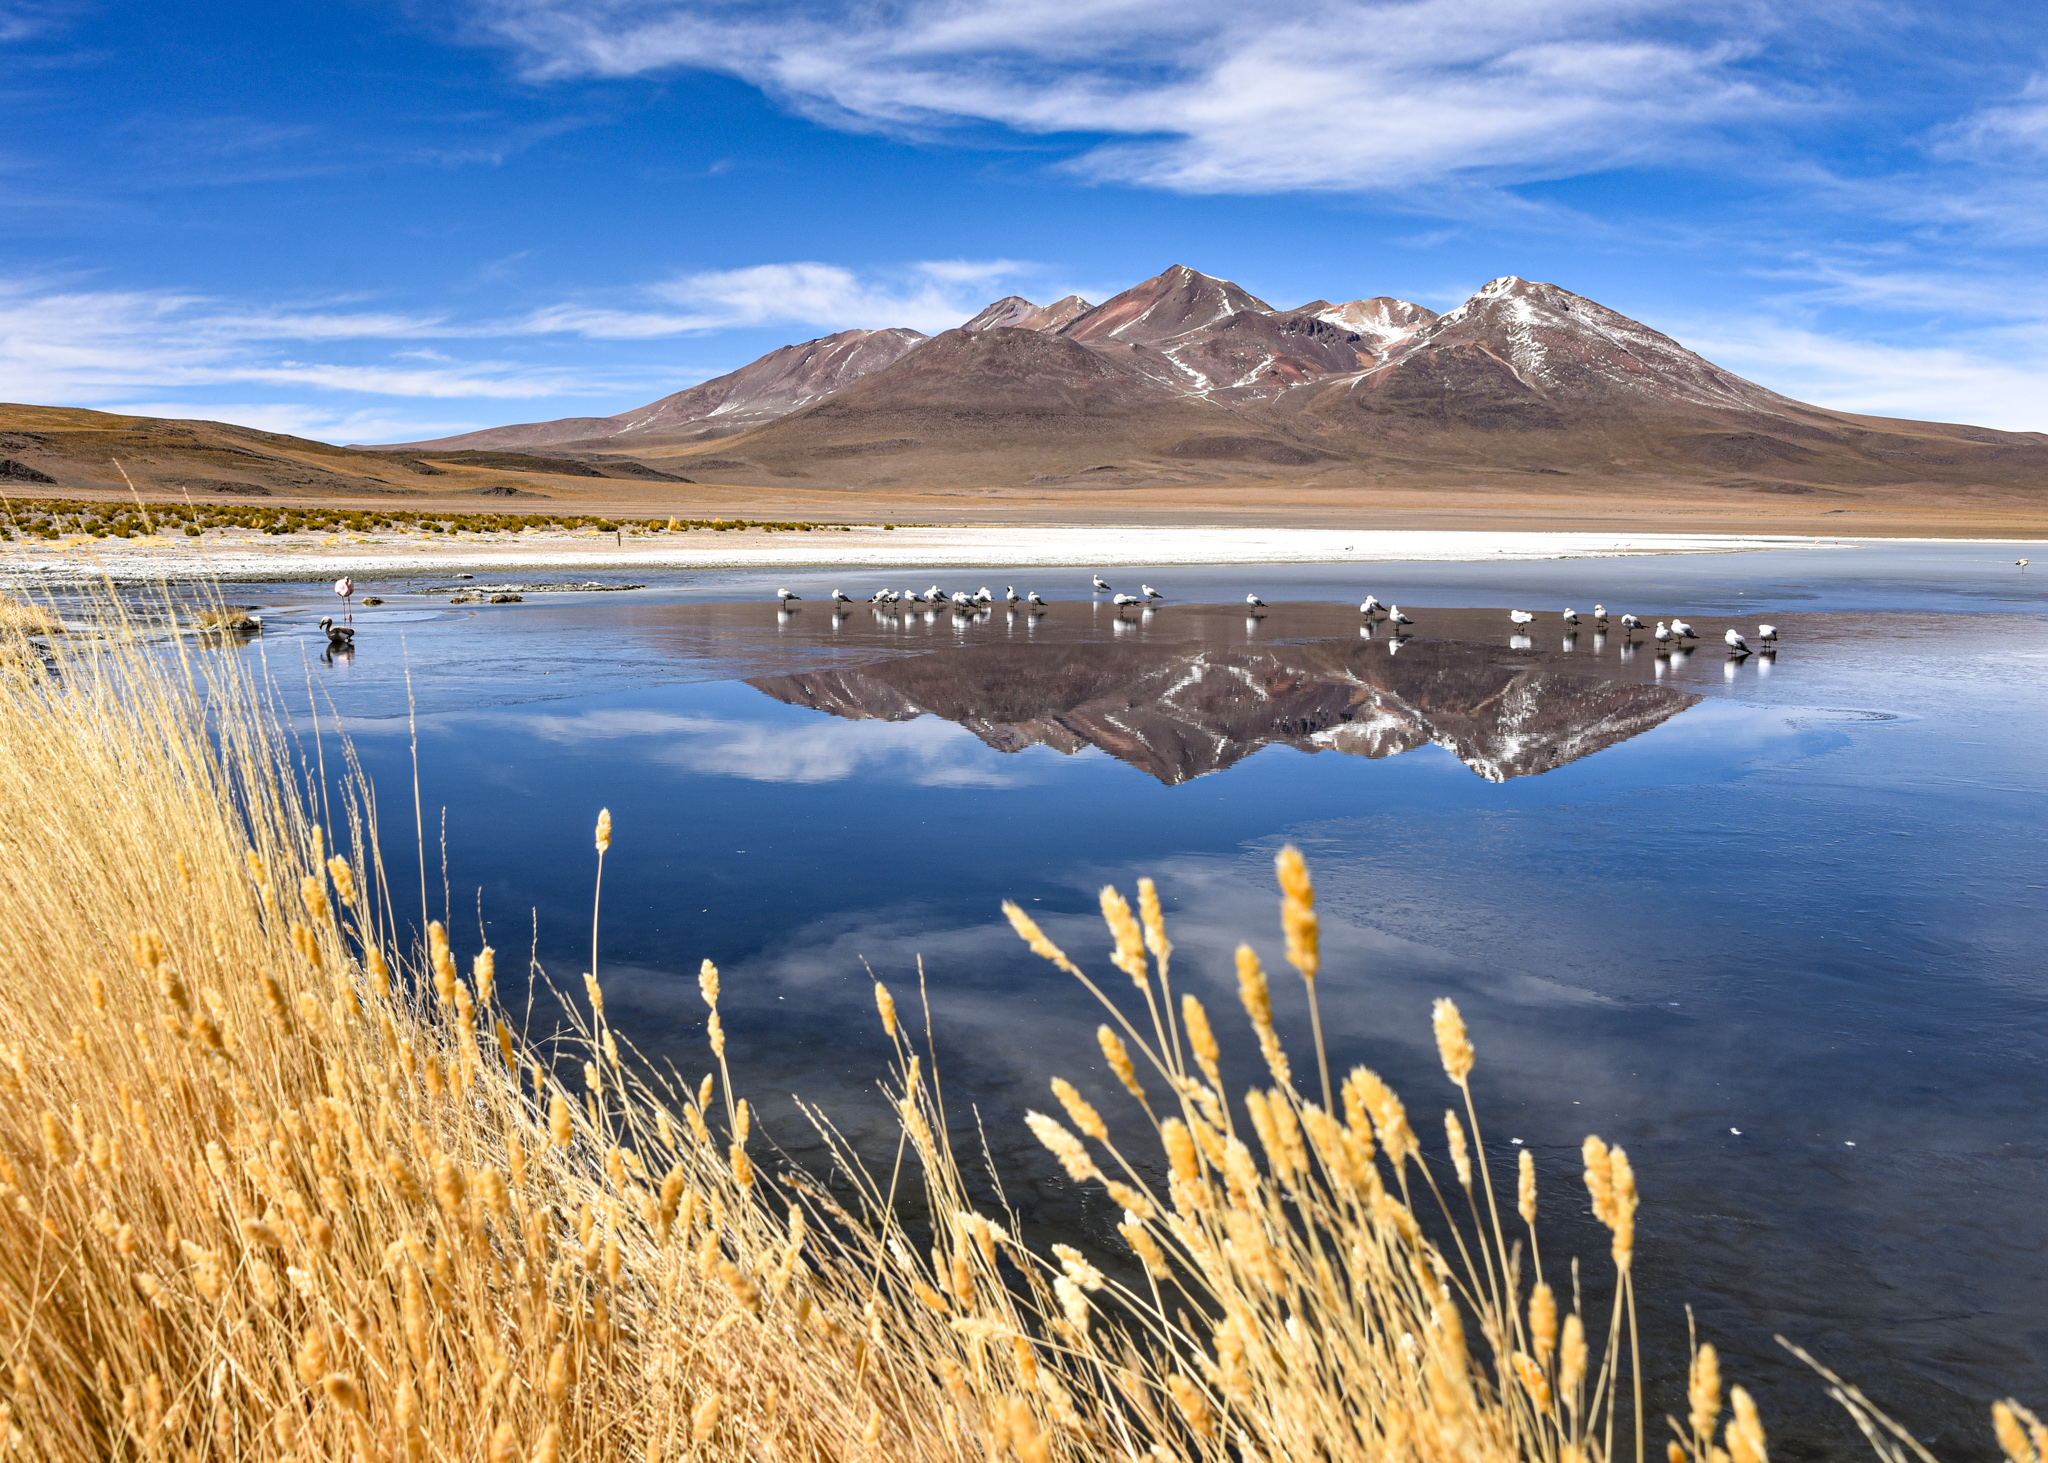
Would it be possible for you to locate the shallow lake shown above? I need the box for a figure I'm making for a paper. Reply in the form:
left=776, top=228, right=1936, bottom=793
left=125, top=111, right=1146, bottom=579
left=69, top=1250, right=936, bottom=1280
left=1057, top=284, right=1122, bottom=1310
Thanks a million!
left=216, top=541, right=2045, bottom=1460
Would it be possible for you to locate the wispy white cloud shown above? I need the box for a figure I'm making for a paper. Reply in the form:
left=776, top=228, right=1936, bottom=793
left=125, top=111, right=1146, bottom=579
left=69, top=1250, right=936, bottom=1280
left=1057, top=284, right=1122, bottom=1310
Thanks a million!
left=520, top=259, right=1035, bottom=337
left=1934, top=71, right=2048, bottom=163
left=0, top=276, right=608, bottom=401
left=472, top=0, right=1788, bottom=194
left=1682, top=315, right=2048, bottom=432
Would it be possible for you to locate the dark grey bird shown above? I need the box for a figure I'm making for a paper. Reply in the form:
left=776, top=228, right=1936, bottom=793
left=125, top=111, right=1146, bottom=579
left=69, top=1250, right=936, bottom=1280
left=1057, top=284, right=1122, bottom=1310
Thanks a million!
left=317, top=616, right=354, bottom=648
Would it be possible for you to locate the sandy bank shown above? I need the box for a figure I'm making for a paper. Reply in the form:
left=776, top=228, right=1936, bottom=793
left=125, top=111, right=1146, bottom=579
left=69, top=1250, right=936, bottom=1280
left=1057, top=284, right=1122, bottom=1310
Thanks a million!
left=0, top=524, right=1892, bottom=585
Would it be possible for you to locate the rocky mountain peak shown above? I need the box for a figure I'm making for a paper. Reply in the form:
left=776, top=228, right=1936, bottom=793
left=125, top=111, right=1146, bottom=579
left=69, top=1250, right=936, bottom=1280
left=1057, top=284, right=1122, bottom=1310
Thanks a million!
left=962, top=294, right=1095, bottom=333
left=1383, top=276, right=1790, bottom=415
left=1059, top=265, right=1276, bottom=347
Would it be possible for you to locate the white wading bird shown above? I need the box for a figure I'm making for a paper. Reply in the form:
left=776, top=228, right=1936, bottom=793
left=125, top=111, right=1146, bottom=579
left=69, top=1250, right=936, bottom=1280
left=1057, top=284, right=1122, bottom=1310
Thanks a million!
left=1112, top=593, right=1141, bottom=607
left=1027, top=591, right=1047, bottom=606
left=974, top=586, right=993, bottom=604
left=1671, top=618, right=1696, bottom=639
left=1092, top=574, right=1113, bottom=593
left=1510, top=610, right=1535, bottom=627
left=775, top=587, right=801, bottom=604
left=1725, top=627, right=1751, bottom=654
left=1593, top=604, right=1607, bottom=623
left=2019, top=559, right=2030, bottom=571
left=1005, top=585, right=1021, bottom=605
left=1389, top=606, right=1413, bottom=627
left=1620, top=614, right=1644, bottom=632
left=1562, top=608, right=1580, bottom=626
left=1245, top=592, right=1267, bottom=608
left=830, top=588, right=851, bottom=604
left=1654, top=622, right=1672, bottom=649
left=1757, top=623, right=1777, bottom=644
left=1142, top=584, right=1163, bottom=600
left=1360, top=594, right=1382, bottom=615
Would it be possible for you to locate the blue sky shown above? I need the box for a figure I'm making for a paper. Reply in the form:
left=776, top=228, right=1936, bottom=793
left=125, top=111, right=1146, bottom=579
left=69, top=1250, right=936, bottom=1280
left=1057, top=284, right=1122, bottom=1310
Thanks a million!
left=3, top=0, right=2046, bottom=441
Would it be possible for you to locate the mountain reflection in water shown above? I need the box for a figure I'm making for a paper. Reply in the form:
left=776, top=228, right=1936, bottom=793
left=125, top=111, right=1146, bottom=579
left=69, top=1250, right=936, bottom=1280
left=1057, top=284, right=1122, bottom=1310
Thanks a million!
left=748, top=633, right=1700, bottom=783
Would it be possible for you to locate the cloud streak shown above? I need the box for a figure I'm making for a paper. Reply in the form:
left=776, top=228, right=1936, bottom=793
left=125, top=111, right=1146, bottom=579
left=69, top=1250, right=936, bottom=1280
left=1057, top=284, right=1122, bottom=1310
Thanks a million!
left=521, top=258, right=1034, bottom=337
left=473, top=0, right=1788, bottom=194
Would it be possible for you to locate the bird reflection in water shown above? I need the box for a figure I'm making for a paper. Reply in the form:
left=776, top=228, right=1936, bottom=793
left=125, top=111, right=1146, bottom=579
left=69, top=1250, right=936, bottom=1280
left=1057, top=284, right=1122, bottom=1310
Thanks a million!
left=1510, top=633, right=1533, bottom=650
left=1562, top=632, right=1578, bottom=653
left=1592, top=631, right=1607, bottom=654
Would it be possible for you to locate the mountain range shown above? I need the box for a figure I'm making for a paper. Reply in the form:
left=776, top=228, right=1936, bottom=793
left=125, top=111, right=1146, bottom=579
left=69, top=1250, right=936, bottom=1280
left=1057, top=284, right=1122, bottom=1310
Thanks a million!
left=3, top=264, right=2042, bottom=517
left=366, top=265, right=2048, bottom=504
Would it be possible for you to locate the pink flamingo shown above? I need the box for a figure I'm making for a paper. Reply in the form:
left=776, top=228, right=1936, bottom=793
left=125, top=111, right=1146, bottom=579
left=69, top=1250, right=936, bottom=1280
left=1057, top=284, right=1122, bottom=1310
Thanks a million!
left=334, top=576, right=355, bottom=621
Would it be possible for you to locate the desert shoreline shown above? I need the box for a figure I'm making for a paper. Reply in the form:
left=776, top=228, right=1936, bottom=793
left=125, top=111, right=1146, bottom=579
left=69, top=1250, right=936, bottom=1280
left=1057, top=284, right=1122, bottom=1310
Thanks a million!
left=2, top=524, right=2012, bottom=586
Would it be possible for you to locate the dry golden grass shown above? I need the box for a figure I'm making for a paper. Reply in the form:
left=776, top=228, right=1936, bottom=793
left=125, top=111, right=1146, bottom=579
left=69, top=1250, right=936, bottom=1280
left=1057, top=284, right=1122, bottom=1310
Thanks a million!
left=0, top=593, right=56, bottom=634
left=0, top=582, right=2029, bottom=1462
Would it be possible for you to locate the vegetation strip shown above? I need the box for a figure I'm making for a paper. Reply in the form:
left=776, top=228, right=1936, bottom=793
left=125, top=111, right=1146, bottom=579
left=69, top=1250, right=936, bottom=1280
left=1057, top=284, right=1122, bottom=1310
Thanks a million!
left=0, top=497, right=857, bottom=540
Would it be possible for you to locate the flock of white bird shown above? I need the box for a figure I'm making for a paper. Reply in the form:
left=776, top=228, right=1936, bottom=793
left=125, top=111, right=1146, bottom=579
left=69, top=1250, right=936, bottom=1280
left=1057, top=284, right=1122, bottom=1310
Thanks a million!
left=1504, top=604, right=1780, bottom=657
left=770, top=578, right=1783, bottom=656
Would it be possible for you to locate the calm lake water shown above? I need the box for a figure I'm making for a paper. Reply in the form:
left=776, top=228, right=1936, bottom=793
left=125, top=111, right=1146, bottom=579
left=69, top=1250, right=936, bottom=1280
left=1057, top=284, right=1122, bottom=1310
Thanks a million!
left=218, top=541, right=2044, bottom=1460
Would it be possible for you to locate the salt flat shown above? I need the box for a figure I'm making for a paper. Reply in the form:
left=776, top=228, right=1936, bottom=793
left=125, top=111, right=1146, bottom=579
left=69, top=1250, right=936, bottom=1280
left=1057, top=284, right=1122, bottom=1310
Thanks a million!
left=1, top=523, right=1872, bottom=584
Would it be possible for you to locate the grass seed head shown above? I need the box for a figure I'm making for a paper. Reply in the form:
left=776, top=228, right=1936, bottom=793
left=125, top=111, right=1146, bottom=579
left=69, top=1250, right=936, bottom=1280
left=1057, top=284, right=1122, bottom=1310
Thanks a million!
left=1100, top=884, right=1149, bottom=987
left=1444, top=1110, right=1472, bottom=1189
left=1097, top=1024, right=1143, bottom=1102
left=698, top=958, right=719, bottom=1010
left=1051, top=1077, right=1108, bottom=1142
left=1235, top=945, right=1272, bottom=1030
left=1002, top=901, right=1083, bottom=977
left=1561, top=1312, right=1587, bottom=1397
left=692, top=1392, right=722, bottom=1443
left=1530, top=1282, right=1557, bottom=1363
left=874, top=981, right=897, bottom=1037
left=595, top=807, right=612, bottom=853
left=1433, top=997, right=1475, bottom=1084
left=1728, top=1386, right=1768, bottom=1463
left=1026, top=1111, right=1099, bottom=1183
left=1519, top=1147, right=1537, bottom=1225
left=1136, top=877, right=1172, bottom=967
left=1276, top=847, right=1319, bottom=981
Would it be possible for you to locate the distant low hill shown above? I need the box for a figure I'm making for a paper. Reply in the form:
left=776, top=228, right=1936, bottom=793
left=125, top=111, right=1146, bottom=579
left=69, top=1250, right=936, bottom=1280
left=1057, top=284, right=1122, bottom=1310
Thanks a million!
left=0, top=404, right=692, bottom=503
left=367, top=265, right=2048, bottom=506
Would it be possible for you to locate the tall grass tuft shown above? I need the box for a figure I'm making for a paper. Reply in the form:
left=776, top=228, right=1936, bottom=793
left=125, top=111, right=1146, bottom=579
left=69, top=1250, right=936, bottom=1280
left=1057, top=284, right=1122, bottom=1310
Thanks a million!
left=0, top=581, right=2027, bottom=1461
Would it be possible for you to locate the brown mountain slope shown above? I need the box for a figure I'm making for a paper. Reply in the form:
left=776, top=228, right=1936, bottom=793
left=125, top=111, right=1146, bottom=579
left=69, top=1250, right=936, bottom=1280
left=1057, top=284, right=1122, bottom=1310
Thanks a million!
left=378, top=327, right=927, bottom=453
left=653, top=326, right=1255, bottom=485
